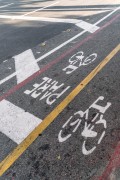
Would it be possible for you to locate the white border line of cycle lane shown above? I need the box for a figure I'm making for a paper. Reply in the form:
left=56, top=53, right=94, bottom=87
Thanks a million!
left=0, top=6, right=119, bottom=86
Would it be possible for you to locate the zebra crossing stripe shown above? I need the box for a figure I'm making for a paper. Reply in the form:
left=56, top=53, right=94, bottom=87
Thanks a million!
left=0, top=50, right=42, bottom=144
left=14, top=49, right=40, bottom=84
left=0, top=7, right=119, bottom=87
left=0, top=99, right=42, bottom=144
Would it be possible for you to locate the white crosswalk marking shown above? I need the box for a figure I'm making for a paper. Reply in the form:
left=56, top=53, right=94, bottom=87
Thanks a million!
left=0, top=50, right=41, bottom=144
left=0, top=100, right=42, bottom=144
left=14, top=49, right=40, bottom=84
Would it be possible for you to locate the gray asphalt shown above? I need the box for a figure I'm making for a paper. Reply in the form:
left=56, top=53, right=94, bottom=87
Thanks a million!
left=0, top=0, right=117, bottom=63
left=0, top=0, right=120, bottom=180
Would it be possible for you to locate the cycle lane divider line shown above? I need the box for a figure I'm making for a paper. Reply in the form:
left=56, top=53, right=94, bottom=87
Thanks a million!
left=0, top=44, right=119, bottom=176
left=0, top=7, right=119, bottom=87
left=0, top=14, right=119, bottom=102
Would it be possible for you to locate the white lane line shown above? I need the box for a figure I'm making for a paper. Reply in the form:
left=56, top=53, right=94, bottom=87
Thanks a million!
left=0, top=30, right=86, bottom=86
left=0, top=14, right=99, bottom=32
left=0, top=7, right=119, bottom=86
left=0, top=3, right=14, bottom=8
left=0, top=99, right=42, bottom=144
left=14, top=49, right=40, bottom=84
left=22, top=1, right=60, bottom=16
left=95, top=6, right=120, bottom=25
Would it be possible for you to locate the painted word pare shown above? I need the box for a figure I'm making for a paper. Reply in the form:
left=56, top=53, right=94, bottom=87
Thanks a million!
left=24, top=77, right=70, bottom=105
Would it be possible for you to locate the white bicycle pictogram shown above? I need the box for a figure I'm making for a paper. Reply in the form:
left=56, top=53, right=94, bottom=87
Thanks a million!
left=63, top=51, right=97, bottom=74
left=58, top=96, right=111, bottom=155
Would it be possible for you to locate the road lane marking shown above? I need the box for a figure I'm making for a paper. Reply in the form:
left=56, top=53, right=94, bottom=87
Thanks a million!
left=0, top=44, right=119, bottom=176
left=63, top=51, right=97, bottom=74
left=0, top=3, right=14, bottom=8
left=22, top=1, right=60, bottom=16
left=0, top=15, right=100, bottom=32
left=0, top=100, right=42, bottom=144
left=24, top=77, right=71, bottom=106
left=0, top=7, right=119, bottom=87
left=0, top=30, right=87, bottom=86
left=14, top=49, right=40, bottom=83
left=58, top=96, right=111, bottom=155
left=94, top=6, right=120, bottom=25
left=0, top=14, right=119, bottom=102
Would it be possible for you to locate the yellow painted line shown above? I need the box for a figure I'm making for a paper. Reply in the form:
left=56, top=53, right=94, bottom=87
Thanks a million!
left=0, top=44, right=120, bottom=176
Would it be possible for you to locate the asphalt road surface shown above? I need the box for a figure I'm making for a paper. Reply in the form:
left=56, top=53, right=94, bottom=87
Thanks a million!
left=0, top=0, right=120, bottom=179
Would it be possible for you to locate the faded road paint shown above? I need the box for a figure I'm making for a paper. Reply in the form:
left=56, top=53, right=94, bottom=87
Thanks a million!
left=0, top=44, right=119, bottom=176
left=0, top=14, right=119, bottom=102
left=0, top=8, right=119, bottom=86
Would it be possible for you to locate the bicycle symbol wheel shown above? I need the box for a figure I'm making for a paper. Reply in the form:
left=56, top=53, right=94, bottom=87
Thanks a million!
left=82, top=53, right=97, bottom=66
